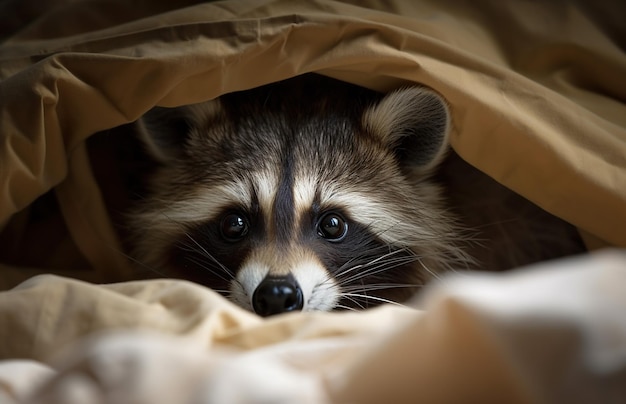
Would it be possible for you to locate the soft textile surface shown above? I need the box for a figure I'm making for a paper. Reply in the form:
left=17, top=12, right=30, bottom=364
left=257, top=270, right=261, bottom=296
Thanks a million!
left=1, top=0, right=625, bottom=402
left=1, top=250, right=626, bottom=403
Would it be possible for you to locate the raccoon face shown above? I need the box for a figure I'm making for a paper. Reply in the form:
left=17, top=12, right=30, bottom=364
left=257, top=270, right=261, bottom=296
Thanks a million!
left=130, top=74, right=463, bottom=316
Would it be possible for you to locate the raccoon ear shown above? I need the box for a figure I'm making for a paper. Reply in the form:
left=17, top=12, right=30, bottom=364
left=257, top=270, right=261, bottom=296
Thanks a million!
left=363, top=86, right=450, bottom=173
left=136, top=100, right=221, bottom=163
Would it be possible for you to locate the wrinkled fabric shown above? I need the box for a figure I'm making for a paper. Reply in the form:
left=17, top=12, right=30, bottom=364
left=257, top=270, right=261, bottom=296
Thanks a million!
left=0, top=251, right=625, bottom=403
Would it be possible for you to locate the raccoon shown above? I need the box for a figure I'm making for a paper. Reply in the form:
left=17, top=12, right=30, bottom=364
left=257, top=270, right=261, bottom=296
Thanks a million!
left=125, top=73, right=585, bottom=316
left=128, top=74, right=468, bottom=316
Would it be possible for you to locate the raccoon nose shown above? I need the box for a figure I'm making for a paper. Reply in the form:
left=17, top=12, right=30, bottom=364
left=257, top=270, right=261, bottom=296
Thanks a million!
left=252, top=275, right=304, bottom=317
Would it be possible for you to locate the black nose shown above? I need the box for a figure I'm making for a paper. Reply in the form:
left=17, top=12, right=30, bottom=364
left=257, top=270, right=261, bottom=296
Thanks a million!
left=252, top=275, right=304, bottom=317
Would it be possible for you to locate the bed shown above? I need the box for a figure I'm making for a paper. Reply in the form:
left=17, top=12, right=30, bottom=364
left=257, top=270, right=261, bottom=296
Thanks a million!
left=1, top=0, right=625, bottom=402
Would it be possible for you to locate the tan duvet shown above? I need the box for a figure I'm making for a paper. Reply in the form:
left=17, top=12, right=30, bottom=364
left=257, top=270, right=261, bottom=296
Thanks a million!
left=1, top=0, right=625, bottom=402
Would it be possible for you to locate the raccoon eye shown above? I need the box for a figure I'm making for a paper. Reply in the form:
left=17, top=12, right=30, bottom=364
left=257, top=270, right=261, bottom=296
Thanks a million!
left=317, top=212, right=348, bottom=241
left=220, top=213, right=249, bottom=242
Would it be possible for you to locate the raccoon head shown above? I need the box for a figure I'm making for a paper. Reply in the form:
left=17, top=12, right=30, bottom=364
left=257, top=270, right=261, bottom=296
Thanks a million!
left=130, top=74, right=463, bottom=316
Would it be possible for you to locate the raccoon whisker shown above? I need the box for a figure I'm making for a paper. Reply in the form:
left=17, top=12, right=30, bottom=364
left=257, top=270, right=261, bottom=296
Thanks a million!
left=339, top=295, right=368, bottom=311
left=415, top=256, right=443, bottom=281
left=336, top=262, right=412, bottom=286
left=144, top=207, right=229, bottom=253
left=472, top=217, right=524, bottom=230
left=404, top=246, right=465, bottom=277
left=366, top=220, right=475, bottom=269
left=340, top=283, right=421, bottom=293
left=336, top=249, right=419, bottom=284
left=334, top=247, right=409, bottom=279
left=328, top=255, right=383, bottom=282
left=181, top=233, right=236, bottom=278
left=336, top=243, right=393, bottom=270
left=174, top=237, right=238, bottom=286
left=199, top=287, right=231, bottom=295
left=228, top=283, right=253, bottom=310
left=337, top=257, right=420, bottom=286
left=366, top=219, right=450, bottom=246
left=338, top=270, right=415, bottom=290
left=333, top=304, right=359, bottom=312
left=176, top=241, right=232, bottom=275
left=339, top=293, right=408, bottom=308
left=213, top=289, right=231, bottom=294
left=109, top=233, right=235, bottom=289
left=108, top=244, right=170, bottom=280
left=182, top=255, right=234, bottom=285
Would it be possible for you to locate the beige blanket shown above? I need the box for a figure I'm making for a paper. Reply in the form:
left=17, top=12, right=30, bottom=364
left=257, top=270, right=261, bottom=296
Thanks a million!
left=2, top=251, right=626, bottom=403
left=1, top=0, right=625, bottom=402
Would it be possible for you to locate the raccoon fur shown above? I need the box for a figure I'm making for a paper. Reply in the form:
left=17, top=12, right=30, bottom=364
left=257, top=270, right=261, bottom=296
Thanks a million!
left=122, top=73, right=585, bottom=316
left=126, top=74, right=470, bottom=315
